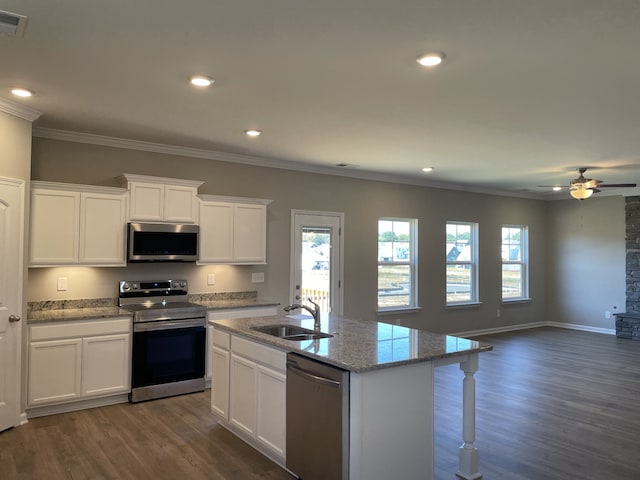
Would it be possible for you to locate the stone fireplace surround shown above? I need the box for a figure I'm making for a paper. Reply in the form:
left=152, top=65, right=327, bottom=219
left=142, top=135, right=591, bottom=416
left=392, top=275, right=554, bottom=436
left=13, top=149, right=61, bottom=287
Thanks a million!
left=615, top=196, right=640, bottom=339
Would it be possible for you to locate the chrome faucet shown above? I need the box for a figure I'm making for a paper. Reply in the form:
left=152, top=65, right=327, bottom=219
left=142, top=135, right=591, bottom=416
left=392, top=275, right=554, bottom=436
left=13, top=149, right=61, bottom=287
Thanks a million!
left=284, top=298, right=321, bottom=330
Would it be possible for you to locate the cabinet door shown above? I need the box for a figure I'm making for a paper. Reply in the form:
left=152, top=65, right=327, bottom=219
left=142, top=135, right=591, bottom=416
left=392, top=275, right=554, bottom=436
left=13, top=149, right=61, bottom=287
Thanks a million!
left=229, top=354, right=257, bottom=436
left=211, top=346, right=230, bottom=419
left=164, top=185, right=197, bottom=223
left=233, top=204, right=266, bottom=263
left=79, top=192, right=127, bottom=265
left=30, top=189, right=80, bottom=265
left=28, top=338, right=82, bottom=405
left=81, top=333, right=131, bottom=397
left=198, top=201, right=234, bottom=263
left=129, top=182, right=164, bottom=221
left=256, top=365, right=286, bottom=458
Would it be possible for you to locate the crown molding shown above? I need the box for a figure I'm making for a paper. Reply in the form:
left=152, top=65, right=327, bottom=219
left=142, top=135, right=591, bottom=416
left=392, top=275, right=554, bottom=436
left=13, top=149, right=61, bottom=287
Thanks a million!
left=0, top=98, right=42, bottom=122
left=31, top=126, right=541, bottom=200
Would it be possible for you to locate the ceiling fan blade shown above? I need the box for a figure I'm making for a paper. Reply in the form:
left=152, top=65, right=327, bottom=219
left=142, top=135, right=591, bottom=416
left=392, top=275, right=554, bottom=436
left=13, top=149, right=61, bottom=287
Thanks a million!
left=597, top=183, right=637, bottom=188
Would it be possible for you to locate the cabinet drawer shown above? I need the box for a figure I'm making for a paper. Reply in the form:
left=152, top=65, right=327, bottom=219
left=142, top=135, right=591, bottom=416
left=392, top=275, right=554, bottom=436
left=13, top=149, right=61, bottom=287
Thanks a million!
left=231, top=335, right=286, bottom=372
left=212, top=329, right=230, bottom=349
left=30, top=317, right=131, bottom=341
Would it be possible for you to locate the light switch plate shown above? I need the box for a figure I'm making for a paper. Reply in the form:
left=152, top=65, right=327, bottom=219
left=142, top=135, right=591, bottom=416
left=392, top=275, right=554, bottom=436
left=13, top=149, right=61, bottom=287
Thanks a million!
left=252, top=272, right=265, bottom=283
left=57, top=277, right=68, bottom=291
left=207, top=273, right=215, bottom=286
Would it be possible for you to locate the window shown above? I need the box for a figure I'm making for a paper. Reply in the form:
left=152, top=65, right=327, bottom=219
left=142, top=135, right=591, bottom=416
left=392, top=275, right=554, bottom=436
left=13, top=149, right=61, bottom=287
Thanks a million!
left=501, top=225, right=529, bottom=300
left=446, top=222, right=478, bottom=304
left=377, top=218, right=418, bottom=310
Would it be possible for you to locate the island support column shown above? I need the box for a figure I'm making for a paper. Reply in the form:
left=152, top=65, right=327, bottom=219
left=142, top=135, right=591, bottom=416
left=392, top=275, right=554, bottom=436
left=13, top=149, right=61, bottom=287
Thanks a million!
left=456, top=354, right=482, bottom=480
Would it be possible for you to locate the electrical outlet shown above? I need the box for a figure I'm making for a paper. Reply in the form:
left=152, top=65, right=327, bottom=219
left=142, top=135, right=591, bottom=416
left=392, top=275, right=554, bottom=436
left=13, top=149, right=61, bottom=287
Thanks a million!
left=252, top=272, right=265, bottom=283
left=605, top=311, right=611, bottom=319
left=57, top=277, right=68, bottom=291
left=497, top=309, right=501, bottom=318
left=207, top=273, right=215, bottom=286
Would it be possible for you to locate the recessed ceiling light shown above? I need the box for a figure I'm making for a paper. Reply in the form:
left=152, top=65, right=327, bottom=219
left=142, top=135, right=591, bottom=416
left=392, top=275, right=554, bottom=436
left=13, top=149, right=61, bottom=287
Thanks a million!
left=11, top=87, right=34, bottom=97
left=422, top=167, right=434, bottom=173
left=416, top=52, right=445, bottom=67
left=552, top=186, right=563, bottom=191
left=245, top=129, right=262, bottom=137
left=189, top=75, right=214, bottom=87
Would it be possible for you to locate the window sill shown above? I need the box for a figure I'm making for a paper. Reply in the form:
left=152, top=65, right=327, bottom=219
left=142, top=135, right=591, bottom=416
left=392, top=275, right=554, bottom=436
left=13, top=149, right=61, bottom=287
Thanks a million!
left=501, top=298, right=533, bottom=304
left=377, top=306, right=422, bottom=315
left=446, top=301, right=483, bottom=309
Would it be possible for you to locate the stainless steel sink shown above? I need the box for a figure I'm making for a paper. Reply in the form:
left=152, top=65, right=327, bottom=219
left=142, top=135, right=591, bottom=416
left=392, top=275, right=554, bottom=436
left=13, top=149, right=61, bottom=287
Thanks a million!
left=251, top=324, right=333, bottom=341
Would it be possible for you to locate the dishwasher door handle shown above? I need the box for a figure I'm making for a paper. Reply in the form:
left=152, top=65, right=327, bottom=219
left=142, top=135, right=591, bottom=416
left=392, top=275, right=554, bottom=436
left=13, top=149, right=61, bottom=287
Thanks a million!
left=288, top=363, right=342, bottom=388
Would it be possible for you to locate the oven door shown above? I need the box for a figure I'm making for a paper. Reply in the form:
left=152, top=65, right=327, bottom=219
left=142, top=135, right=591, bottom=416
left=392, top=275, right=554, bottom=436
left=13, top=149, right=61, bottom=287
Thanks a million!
left=131, top=318, right=206, bottom=402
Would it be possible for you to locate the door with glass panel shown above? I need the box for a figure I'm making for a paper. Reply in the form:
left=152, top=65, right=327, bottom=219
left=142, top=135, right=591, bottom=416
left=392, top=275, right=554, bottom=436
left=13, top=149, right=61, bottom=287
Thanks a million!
left=291, top=211, right=343, bottom=315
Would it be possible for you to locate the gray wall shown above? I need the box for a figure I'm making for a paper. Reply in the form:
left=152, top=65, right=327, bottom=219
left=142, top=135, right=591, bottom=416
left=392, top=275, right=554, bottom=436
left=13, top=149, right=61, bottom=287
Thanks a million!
left=29, top=136, right=556, bottom=334
left=546, top=196, right=625, bottom=331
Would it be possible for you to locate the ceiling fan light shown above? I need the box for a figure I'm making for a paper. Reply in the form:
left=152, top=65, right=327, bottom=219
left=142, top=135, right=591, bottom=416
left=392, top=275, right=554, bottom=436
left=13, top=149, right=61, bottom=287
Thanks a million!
left=570, top=186, right=593, bottom=200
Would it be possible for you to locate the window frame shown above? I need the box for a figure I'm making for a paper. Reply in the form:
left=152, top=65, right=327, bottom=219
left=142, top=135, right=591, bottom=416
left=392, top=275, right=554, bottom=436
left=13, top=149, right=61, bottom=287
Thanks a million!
left=501, top=224, right=529, bottom=301
left=377, top=217, right=419, bottom=312
left=445, top=221, right=479, bottom=306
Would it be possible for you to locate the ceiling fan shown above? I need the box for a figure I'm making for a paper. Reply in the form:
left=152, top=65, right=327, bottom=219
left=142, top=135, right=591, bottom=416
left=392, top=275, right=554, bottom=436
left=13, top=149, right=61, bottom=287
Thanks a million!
left=540, top=168, right=637, bottom=200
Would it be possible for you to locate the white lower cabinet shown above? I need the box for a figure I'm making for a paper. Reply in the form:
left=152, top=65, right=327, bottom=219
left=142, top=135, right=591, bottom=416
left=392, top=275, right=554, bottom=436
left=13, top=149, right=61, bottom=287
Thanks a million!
left=81, top=334, right=131, bottom=397
left=28, top=318, right=132, bottom=410
left=211, top=328, right=286, bottom=465
left=206, top=305, right=279, bottom=384
left=28, top=338, right=83, bottom=405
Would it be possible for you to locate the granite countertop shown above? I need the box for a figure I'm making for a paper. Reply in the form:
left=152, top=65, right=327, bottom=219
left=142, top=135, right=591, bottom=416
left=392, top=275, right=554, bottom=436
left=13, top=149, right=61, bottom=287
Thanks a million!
left=192, top=297, right=280, bottom=310
left=28, top=306, right=132, bottom=323
left=210, top=314, right=493, bottom=373
left=27, top=293, right=279, bottom=324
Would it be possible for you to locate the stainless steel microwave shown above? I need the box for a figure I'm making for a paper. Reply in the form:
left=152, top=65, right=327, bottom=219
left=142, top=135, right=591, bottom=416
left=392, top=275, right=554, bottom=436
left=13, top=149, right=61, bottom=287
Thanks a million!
left=127, top=223, right=199, bottom=262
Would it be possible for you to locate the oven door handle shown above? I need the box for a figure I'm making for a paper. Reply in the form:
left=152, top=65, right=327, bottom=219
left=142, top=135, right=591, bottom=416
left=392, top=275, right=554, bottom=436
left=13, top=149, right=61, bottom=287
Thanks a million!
left=134, top=317, right=205, bottom=332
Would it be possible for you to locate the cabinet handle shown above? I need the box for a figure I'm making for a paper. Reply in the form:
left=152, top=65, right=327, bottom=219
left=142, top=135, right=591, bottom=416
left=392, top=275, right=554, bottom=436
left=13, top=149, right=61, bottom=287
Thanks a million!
left=9, top=315, right=21, bottom=323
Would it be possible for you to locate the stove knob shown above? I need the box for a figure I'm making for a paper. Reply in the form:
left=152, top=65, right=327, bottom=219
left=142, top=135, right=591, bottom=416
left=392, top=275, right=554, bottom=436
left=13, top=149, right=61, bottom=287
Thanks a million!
left=132, top=283, right=139, bottom=290
left=121, top=282, right=131, bottom=292
left=180, top=281, right=186, bottom=288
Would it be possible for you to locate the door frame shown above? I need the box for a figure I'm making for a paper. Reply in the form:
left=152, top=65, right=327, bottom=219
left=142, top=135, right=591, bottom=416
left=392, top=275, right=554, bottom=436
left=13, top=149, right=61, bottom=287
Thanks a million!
left=290, top=210, right=344, bottom=316
left=0, top=176, right=26, bottom=431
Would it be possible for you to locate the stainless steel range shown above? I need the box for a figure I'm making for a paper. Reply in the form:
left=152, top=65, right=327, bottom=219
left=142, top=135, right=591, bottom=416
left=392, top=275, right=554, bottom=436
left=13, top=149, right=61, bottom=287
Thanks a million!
left=119, top=279, right=206, bottom=403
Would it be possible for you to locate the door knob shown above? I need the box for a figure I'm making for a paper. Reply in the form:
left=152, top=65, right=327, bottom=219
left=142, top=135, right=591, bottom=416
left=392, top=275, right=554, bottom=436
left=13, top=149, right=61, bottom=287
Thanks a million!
left=9, top=315, right=21, bottom=323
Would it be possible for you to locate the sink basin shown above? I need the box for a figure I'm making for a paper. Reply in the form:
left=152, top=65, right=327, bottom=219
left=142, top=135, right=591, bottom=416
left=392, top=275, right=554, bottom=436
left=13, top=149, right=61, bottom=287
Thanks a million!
left=251, top=324, right=333, bottom=341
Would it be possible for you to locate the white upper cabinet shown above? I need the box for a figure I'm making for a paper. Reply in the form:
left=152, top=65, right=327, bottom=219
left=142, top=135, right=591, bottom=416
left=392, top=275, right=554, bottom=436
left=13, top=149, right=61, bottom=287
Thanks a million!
left=122, top=174, right=203, bottom=223
left=198, top=195, right=271, bottom=265
left=30, top=182, right=127, bottom=267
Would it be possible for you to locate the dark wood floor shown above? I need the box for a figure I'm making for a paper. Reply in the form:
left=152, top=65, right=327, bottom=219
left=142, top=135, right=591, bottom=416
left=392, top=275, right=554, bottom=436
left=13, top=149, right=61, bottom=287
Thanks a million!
left=2, top=327, right=640, bottom=479
left=435, top=327, right=640, bottom=479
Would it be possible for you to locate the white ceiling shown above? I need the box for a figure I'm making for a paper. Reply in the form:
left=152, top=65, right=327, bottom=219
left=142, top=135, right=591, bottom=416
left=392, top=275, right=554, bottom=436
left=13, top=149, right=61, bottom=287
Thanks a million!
left=2, top=0, right=640, bottom=199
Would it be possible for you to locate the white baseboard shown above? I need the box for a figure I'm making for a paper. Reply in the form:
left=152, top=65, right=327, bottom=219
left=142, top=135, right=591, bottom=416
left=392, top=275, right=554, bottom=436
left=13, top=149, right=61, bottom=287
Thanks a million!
left=453, top=321, right=615, bottom=338
left=546, top=321, right=616, bottom=336
left=26, top=393, right=129, bottom=419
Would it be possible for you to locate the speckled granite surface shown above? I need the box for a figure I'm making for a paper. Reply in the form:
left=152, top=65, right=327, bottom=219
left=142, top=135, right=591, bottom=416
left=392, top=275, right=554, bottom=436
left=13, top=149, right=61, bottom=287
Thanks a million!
left=27, top=292, right=279, bottom=324
left=28, top=306, right=131, bottom=323
left=189, top=291, right=279, bottom=310
left=210, top=315, right=493, bottom=373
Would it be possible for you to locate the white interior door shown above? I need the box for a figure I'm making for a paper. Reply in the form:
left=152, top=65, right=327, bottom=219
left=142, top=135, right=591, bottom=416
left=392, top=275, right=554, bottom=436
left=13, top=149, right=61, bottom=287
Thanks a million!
left=291, top=211, right=343, bottom=315
left=0, top=177, right=25, bottom=432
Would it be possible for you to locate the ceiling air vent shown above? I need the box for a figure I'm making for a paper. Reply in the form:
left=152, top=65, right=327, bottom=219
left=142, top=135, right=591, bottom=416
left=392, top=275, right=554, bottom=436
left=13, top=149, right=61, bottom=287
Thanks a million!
left=0, top=10, right=27, bottom=37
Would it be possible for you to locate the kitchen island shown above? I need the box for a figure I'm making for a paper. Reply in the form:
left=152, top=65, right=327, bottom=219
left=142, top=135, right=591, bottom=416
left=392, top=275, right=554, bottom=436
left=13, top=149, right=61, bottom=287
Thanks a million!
left=210, top=314, right=492, bottom=480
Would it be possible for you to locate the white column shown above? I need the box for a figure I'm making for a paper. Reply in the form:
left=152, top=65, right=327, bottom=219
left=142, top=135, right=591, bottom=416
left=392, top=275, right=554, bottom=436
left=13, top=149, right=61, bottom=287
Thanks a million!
left=456, top=353, right=482, bottom=480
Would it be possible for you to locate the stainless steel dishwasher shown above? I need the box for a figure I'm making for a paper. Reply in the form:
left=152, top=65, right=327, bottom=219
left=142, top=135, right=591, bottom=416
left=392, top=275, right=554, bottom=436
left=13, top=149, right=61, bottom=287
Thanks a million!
left=286, top=353, right=350, bottom=480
